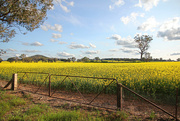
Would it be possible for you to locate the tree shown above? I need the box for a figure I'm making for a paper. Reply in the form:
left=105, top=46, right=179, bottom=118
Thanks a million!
left=48, top=58, right=54, bottom=62
left=71, top=57, right=76, bottom=62
left=19, top=54, right=26, bottom=62
left=144, top=52, right=152, bottom=62
left=7, top=57, right=19, bottom=62
left=53, top=58, right=58, bottom=62
left=67, top=58, right=71, bottom=62
left=0, top=0, right=53, bottom=55
left=177, top=58, right=180, bottom=61
left=134, top=34, right=153, bottom=61
left=81, top=57, right=90, bottom=62
left=0, top=0, right=53, bottom=42
left=24, top=57, right=32, bottom=62
left=0, top=57, right=2, bottom=63
left=94, top=57, right=100, bottom=62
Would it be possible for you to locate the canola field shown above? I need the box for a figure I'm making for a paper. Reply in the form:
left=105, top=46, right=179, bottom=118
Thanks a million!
left=0, top=62, right=180, bottom=98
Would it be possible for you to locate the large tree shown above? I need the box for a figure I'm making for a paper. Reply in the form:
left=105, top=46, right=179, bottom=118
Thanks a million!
left=134, top=34, right=153, bottom=61
left=0, top=0, right=53, bottom=54
left=19, top=53, right=26, bottom=62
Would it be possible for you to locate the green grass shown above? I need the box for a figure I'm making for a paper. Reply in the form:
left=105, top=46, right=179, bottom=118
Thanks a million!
left=0, top=89, right=128, bottom=121
left=0, top=90, right=26, bottom=120
left=39, top=110, right=80, bottom=121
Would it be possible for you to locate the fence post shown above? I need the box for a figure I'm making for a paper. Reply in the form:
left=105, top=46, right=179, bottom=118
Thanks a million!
left=117, top=83, right=122, bottom=110
left=175, top=88, right=178, bottom=121
left=11, top=73, right=18, bottom=90
left=49, top=74, right=51, bottom=97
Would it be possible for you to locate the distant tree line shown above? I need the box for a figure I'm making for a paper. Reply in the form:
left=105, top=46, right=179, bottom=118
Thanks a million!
left=0, top=54, right=179, bottom=63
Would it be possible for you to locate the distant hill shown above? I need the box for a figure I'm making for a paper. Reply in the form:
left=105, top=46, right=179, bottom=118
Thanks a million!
left=30, top=55, right=49, bottom=59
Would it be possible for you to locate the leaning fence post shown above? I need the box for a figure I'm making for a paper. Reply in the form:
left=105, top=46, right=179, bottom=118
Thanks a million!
left=117, top=83, right=122, bottom=110
left=11, top=73, right=18, bottom=90
left=49, top=74, right=51, bottom=97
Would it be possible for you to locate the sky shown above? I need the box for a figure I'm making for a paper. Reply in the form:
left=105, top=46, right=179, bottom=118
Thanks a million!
left=1, top=0, right=180, bottom=60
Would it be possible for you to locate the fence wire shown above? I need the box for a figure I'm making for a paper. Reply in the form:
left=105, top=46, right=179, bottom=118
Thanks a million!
left=14, top=72, right=179, bottom=120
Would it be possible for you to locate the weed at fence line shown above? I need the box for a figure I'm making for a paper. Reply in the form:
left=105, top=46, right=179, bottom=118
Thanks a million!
left=104, top=111, right=128, bottom=121
left=149, top=111, right=156, bottom=120
left=39, top=110, right=80, bottom=121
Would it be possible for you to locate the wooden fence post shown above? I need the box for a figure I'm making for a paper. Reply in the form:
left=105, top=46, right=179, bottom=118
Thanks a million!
left=11, top=73, right=18, bottom=90
left=49, top=74, right=51, bottom=97
left=117, top=83, right=122, bottom=110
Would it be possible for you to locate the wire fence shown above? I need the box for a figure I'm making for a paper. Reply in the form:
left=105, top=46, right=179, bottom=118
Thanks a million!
left=4, top=72, right=179, bottom=120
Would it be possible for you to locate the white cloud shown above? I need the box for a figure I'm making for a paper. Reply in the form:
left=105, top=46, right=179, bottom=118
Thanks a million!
left=15, top=54, right=20, bottom=57
left=109, top=49, right=119, bottom=52
left=66, top=15, right=82, bottom=26
left=121, top=16, right=130, bottom=25
left=68, top=1, right=74, bottom=6
left=60, top=3, right=70, bottom=12
left=21, top=41, right=43, bottom=46
left=52, top=33, right=62, bottom=38
left=50, top=39, right=59, bottom=42
left=23, top=50, right=40, bottom=53
left=40, top=25, right=48, bottom=31
left=84, top=50, right=99, bottom=54
left=120, top=48, right=138, bottom=54
left=59, top=41, right=67, bottom=44
left=22, top=42, right=29, bottom=46
left=159, top=17, right=180, bottom=31
left=62, top=0, right=74, bottom=6
left=69, top=44, right=89, bottom=49
left=107, top=34, right=136, bottom=48
left=57, top=52, right=75, bottom=57
left=137, top=17, right=180, bottom=41
left=109, top=0, right=125, bottom=10
left=157, top=17, right=180, bottom=41
left=170, top=53, right=180, bottom=56
left=52, top=24, right=63, bottom=32
left=137, top=17, right=159, bottom=31
left=30, top=42, right=43, bottom=46
left=135, top=0, right=160, bottom=11
left=157, top=28, right=180, bottom=41
left=41, top=24, right=63, bottom=32
left=54, top=0, right=73, bottom=13
left=121, top=12, right=145, bottom=25
left=89, top=43, right=96, bottom=48
left=7, top=48, right=17, bottom=52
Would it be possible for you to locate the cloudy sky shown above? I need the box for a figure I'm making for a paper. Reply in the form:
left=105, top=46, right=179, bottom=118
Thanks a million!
left=1, top=0, right=180, bottom=60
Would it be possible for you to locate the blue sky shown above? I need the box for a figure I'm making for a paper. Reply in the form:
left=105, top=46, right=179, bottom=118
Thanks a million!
left=1, top=0, right=180, bottom=60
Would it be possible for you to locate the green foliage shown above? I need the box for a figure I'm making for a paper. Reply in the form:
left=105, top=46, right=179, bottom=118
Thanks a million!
left=0, top=0, right=53, bottom=42
left=104, top=111, right=128, bottom=121
left=9, top=97, right=26, bottom=106
left=149, top=111, right=156, bottom=120
left=0, top=90, right=26, bottom=120
left=0, top=89, right=129, bottom=121
left=39, top=110, right=79, bottom=121
left=26, top=104, right=49, bottom=116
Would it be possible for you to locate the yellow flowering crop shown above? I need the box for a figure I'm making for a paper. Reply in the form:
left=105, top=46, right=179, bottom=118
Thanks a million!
left=0, top=61, right=179, bottom=96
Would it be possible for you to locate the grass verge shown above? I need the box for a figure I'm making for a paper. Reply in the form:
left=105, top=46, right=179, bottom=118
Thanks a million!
left=0, top=89, right=128, bottom=121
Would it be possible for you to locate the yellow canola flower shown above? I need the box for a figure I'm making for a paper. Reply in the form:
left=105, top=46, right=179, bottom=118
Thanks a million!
left=0, top=61, right=179, bottom=95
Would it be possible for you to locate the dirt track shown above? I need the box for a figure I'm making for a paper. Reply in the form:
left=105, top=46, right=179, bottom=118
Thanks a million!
left=0, top=80, right=179, bottom=120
